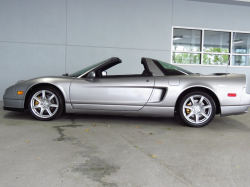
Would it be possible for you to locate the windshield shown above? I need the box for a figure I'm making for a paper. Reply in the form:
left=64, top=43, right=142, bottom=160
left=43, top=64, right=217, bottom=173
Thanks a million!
left=69, top=59, right=109, bottom=77
left=156, top=60, right=194, bottom=75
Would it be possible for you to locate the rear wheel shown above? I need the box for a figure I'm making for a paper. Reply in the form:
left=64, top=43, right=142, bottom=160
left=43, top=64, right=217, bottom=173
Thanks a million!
left=178, top=91, right=216, bottom=127
left=28, top=87, right=64, bottom=121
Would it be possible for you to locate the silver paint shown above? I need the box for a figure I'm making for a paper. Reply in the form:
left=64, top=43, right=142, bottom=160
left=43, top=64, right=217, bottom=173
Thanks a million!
left=221, top=105, right=249, bottom=116
left=148, top=88, right=166, bottom=103
left=169, top=78, right=180, bottom=86
left=145, top=58, right=164, bottom=76
left=70, top=76, right=154, bottom=110
left=3, top=58, right=250, bottom=119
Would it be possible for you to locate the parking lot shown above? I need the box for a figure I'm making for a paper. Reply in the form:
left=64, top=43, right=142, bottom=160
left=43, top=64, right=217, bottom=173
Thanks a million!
left=0, top=101, right=250, bottom=187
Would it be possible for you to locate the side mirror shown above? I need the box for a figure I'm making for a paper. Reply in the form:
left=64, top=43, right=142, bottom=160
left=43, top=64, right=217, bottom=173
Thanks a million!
left=86, top=71, right=95, bottom=81
left=102, top=71, right=107, bottom=76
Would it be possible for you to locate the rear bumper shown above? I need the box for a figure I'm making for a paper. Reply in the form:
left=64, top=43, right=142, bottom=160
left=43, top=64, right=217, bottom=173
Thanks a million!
left=240, top=88, right=250, bottom=105
left=221, top=105, right=249, bottom=117
left=3, top=98, right=24, bottom=112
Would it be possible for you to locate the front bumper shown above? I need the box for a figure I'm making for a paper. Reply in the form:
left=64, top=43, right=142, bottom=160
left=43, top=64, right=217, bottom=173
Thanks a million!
left=3, top=84, right=25, bottom=112
left=221, top=105, right=250, bottom=117
left=3, top=98, right=24, bottom=112
left=3, top=106, right=25, bottom=112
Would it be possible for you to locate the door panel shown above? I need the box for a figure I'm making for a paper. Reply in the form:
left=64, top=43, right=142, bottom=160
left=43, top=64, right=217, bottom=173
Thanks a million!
left=70, top=76, right=154, bottom=110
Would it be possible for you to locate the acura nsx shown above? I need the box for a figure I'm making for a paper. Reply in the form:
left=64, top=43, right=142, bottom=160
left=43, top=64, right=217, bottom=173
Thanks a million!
left=3, top=57, right=250, bottom=127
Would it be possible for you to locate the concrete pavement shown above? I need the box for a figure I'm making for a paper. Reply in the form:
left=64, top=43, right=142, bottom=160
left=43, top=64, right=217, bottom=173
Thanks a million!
left=0, top=101, right=250, bottom=187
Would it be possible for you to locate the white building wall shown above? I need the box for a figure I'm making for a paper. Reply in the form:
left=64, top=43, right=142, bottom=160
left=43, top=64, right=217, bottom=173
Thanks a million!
left=173, top=0, right=250, bottom=93
left=0, top=0, right=250, bottom=100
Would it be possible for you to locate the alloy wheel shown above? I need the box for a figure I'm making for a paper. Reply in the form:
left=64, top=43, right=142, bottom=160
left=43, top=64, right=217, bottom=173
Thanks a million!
left=30, top=90, right=59, bottom=119
left=182, top=95, right=212, bottom=124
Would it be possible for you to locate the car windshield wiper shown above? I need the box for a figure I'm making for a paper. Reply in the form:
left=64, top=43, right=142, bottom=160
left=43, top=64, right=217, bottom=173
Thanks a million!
left=62, top=73, right=69, bottom=76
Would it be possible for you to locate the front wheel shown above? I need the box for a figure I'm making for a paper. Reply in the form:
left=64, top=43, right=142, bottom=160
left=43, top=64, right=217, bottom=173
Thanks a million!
left=178, top=91, right=216, bottom=127
left=28, top=87, right=64, bottom=121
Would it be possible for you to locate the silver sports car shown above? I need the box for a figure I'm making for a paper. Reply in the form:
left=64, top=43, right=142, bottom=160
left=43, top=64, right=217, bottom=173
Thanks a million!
left=3, top=57, right=250, bottom=127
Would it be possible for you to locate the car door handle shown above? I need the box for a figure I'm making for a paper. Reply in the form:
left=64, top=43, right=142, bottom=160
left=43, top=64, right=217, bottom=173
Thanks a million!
left=146, top=80, right=149, bottom=82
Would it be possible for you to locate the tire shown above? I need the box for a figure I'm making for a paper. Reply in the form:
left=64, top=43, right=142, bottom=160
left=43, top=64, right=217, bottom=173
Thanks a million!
left=28, top=86, right=64, bottom=121
left=178, top=91, right=216, bottom=127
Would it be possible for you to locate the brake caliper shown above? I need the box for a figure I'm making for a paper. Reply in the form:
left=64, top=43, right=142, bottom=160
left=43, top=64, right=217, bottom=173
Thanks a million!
left=35, top=97, right=41, bottom=106
left=186, top=102, right=192, bottom=114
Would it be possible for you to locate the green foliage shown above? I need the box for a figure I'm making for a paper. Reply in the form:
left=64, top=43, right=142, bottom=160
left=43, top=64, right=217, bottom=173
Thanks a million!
left=203, top=47, right=229, bottom=65
left=172, top=53, right=200, bottom=64
left=173, top=47, right=229, bottom=65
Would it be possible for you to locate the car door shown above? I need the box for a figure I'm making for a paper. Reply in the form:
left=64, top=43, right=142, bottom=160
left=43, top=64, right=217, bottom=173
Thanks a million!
left=70, top=76, right=154, bottom=111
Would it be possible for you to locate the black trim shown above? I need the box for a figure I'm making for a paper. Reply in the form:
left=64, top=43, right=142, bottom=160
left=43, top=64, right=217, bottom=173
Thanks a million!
left=3, top=106, right=25, bottom=112
left=94, top=74, right=152, bottom=79
left=159, top=88, right=167, bottom=101
left=141, top=58, right=153, bottom=76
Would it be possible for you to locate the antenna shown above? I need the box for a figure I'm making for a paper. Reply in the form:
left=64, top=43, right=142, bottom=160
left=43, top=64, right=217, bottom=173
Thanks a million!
left=226, top=17, right=240, bottom=75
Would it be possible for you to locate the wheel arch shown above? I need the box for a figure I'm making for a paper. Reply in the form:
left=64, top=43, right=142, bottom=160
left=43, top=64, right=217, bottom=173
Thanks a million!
left=174, top=86, right=221, bottom=115
left=24, top=83, right=66, bottom=110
